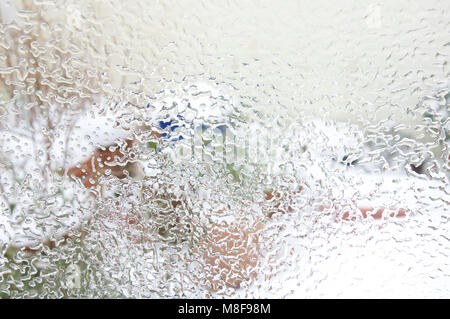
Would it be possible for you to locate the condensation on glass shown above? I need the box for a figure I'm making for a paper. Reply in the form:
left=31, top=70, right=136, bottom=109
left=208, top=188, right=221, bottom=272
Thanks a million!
left=0, top=0, right=449, bottom=298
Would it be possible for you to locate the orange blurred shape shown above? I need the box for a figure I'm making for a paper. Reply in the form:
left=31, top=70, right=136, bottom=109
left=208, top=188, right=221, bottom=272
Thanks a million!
left=66, top=138, right=137, bottom=188
left=195, top=218, right=264, bottom=292
left=319, top=205, right=408, bottom=221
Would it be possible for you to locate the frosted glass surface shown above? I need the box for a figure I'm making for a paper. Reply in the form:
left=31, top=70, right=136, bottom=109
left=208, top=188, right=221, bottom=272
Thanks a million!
left=0, top=0, right=449, bottom=298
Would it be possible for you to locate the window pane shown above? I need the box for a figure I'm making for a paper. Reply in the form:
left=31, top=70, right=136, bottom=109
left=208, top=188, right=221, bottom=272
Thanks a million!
left=0, top=0, right=449, bottom=298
